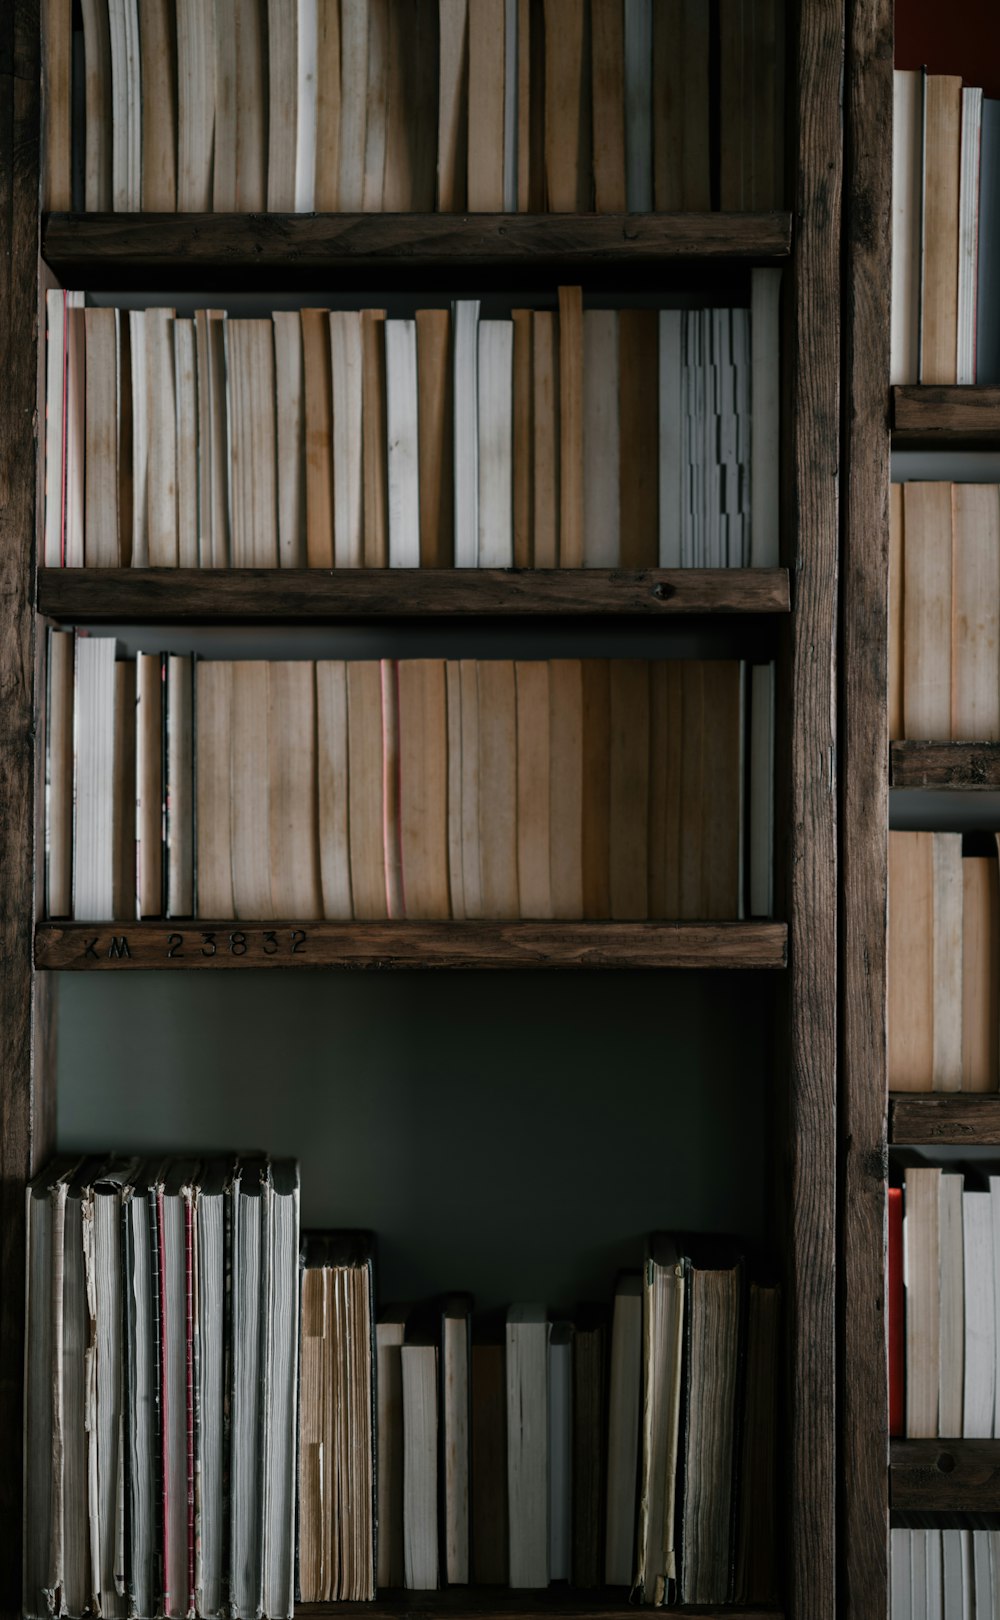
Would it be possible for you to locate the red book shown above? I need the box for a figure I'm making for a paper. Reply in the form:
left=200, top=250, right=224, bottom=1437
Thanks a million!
left=888, top=1186, right=904, bottom=1437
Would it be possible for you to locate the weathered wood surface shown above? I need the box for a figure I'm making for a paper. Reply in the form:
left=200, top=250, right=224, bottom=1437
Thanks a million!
left=35, top=920, right=789, bottom=972
left=891, top=1441, right=1000, bottom=1511
left=42, top=211, right=793, bottom=278
left=841, top=1, right=894, bottom=1618
left=0, top=2, right=50, bottom=1614
left=890, top=1093, right=1000, bottom=1144
left=38, top=566, right=792, bottom=621
left=890, top=741, right=1000, bottom=788
left=893, top=385, right=1000, bottom=441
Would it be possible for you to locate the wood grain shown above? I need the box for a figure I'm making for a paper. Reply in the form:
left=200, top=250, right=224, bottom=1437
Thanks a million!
left=893, top=385, right=1000, bottom=442
left=37, top=567, right=792, bottom=621
left=840, top=3, right=893, bottom=1619
left=34, top=920, right=789, bottom=972
left=890, top=740, right=1000, bottom=788
left=890, top=1093, right=1000, bottom=1144
left=890, top=1440, right=1000, bottom=1511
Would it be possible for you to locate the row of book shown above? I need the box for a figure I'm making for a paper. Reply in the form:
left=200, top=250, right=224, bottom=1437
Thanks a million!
left=48, top=638, right=776, bottom=924
left=302, top=1236, right=779, bottom=1606
left=889, top=483, right=1000, bottom=742
left=891, top=1166, right=1000, bottom=1441
left=891, top=71, right=1000, bottom=384
left=43, top=279, right=781, bottom=573
left=24, top=1154, right=301, bottom=1620
left=888, top=833, right=999, bottom=1094
left=891, top=1529, right=1000, bottom=1620
left=66, top=0, right=784, bottom=216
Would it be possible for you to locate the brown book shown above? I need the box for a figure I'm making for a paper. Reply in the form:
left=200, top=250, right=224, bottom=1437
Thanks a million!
left=618, top=309, right=659, bottom=569
left=572, top=1306, right=608, bottom=1588
left=227, top=320, right=278, bottom=567
left=581, top=659, right=610, bottom=918
left=145, top=308, right=178, bottom=567
left=384, top=2, right=438, bottom=210
left=301, top=310, right=335, bottom=568
left=273, top=311, right=306, bottom=568
left=733, top=1284, right=779, bottom=1604
left=544, top=0, right=590, bottom=210
left=138, top=0, right=177, bottom=208
left=609, top=660, right=650, bottom=919
left=478, top=660, right=519, bottom=918
left=438, top=0, right=469, bottom=210
left=467, top=0, right=505, bottom=209
left=298, top=1266, right=326, bottom=1601
left=176, top=0, right=215, bottom=209
left=230, top=661, right=274, bottom=918
left=549, top=658, right=584, bottom=918
left=678, top=662, right=708, bottom=919
left=583, top=310, right=619, bottom=566
left=80, top=0, right=113, bottom=208
left=200, top=310, right=231, bottom=568
left=268, top=662, right=323, bottom=919
left=416, top=311, right=454, bottom=567
left=532, top=311, right=560, bottom=568
left=234, top=0, right=267, bottom=210
left=330, top=311, right=364, bottom=568
left=113, top=660, right=136, bottom=922
left=446, top=662, right=466, bottom=918
left=902, top=482, right=952, bottom=740
left=921, top=75, right=962, bottom=384
left=266, top=0, right=298, bottom=209
left=702, top=661, right=743, bottom=919
left=648, top=662, right=683, bottom=918
left=174, top=320, right=198, bottom=569
left=136, top=652, right=163, bottom=919
left=116, top=303, right=134, bottom=565
left=903, top=1166, right=941, bottom=1437
left=471, top=1340, right=508, bottom=1585
left=314, top=0, right=342, bottom=209
left=952, top=483, right=1000, bottom=740
left=347, top=661, right=387, bottom=919
left=653, top=0, right=710, bottom=210
left=362, top=309, right=389, bottom=567
left=42, top=0, right=73, bottom=209
left=558, top=286, right=584, bottom=567
left=194, top=661, right=235, bottom=918
left=84, top=307, right=120, bottom=567
left=518, top=0, right=546, bottom=210
left=512, top=310, right=534, bottom=566
left=888, top=482, right=903, bottom=741
left=316, top=660, right=353, bottom=920
left=963, top=854, right=1000, bottom=1092
left=397, top=659, right=450, bottom=919
left=46, top=630, right=75, bottom=919
left=888, top=830, right=935, bottom=1090
left=590, top=0, right=626, bottom=211
left=515, top=661, right=553, bottom=919
left=380, top=660, right=404, bottom=920
left=460, top=660, right=483, bottom=918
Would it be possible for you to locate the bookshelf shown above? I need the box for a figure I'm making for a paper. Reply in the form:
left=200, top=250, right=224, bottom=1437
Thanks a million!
left=0, top=4, right=841, bottom=1619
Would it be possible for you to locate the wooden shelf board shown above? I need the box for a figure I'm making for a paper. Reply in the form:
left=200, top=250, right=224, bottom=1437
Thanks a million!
left=890, top=1093, right=1000, bottom=1145
left=889, top=741, right=1000, bottom=789
left=42, top=212, right=793, bottom=284
left=37, top=568, right=791, bottom=622
left=296, top=1601, right=781, bottom=1620
left=891, top=1440, right=1000, bottom=1511
left=34, top=920, right=788, bottom=972
left=892, top=386, right=1000, bottom=444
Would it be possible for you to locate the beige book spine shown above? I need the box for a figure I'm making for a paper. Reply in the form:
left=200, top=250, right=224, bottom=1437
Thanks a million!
left=549, top=658, right=584, bottom=919
left=381, top=659, right=404, bottom=919
left=65, top=300, right=86, bottom=567
left=512, top=310, right=534, bottom=567
left=177, top=0, right=216, bottom=210
left=460, top=660, right=483, bottom=918
left=194, top=661, right=235, bottom=918
left=398, top=660, right=451, bottom=919
left=204, top=312, right=231, bottom=567
left=582, top=310, right=619, bottom=567
left=543, top=0, right=589, bottom=210
left=316, top=661, right=353, bottom=920
left=301, top=310, right=335, bottom=568
left=467, top=0, right=505, bottom=209
left=174, top=320, right=199, bottom=569
left=213, top=0, right=237, bottom=207
left=416, top=310, right=455, bottom=568
left=618, top=309, right=659, bottom=569
left=515, top=661, right=553, bottom=919
left=937, top=1173, right=965, bottom=1439
left=228, top=323, right=253, bottom=566
left=112, top=660, right=136, bottom=921
left=532, top=312, right=560, bottom=568
left=314, top=0, right=342, bottom=209
left=609, top=661, right=650, bottom=920
left=446, top=662, right=466, bottom=919
left=654, top=0, right=710, bottom=210
left=268, top=662, right=322, bottom=918
left=347, top=661, right=388, bottom=919
left=963, top=855, right=1000, bottom=1092
left=362, top=0, right=389, bottom=211
left=330, top=311, right=365, bottom=568
left=904, top=1167, right=942, bottom=1438
left=703, top=661, right=742, bottom=919
left=558, top=286, right=584, bottom=567
left=581, top=659, right=610, bottom=919
left=117, top=314, right=133, bottom=567
left=951, top=484, right=1000, bottom=741
left=136, top=652, right=163, bottom=919
left=266, top=0, right=298, bottom=209
left=888, top=831, right=935, bottom=1090
left=338, top=0, right=370, bottom=210
left=888, top=482, right=904, bottom=740
left=138, top=0, right=177, bottom=208
left=921, top=75, right=963, bottom=384
left=84, top=307, right=120, bottom=567
left=273, top=311, right=306, bottom=568
left=590, top=0, right=625, bottom=211
left=229, top=661, right=274, bottom=919
left=477, top=660, right=519, bottom=919
left=80, top=0, right=112, bottom=208
left=932, top=835, right=964, bottom=1091
left=47, top=630, right=76, bottom=918
left=438, top=0, right=469, bottom=210
left=678, top=662, right=707, bottom=919
left=234, top=0, right=267, bottom=210
left=902, top=482, right=952, bottom=740
left=145, top=308, right=178, bottom=567
left=228, top=321, right=278, bottom=568
left=362, top=310, right=390, bottom=567
left=42, top=0, right=72, bottom=209
left=166, top=655, right=193, bottom=917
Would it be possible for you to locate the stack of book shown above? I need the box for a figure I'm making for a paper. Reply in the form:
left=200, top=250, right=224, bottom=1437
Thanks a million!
left=47, top=640, right=777, bottom=924
left=888, top=831, right=999, bottom=1093
left=891, top=1529, right=1000, bottom=1618
left=24, top=1154, right=300, bottom=1620
left=892, top=70, right=1000, bottom=383
left=889, top=482, right=1000, bottom=741
left=301, top=1232, right=778, bottom=1606
left=67, top=0, right=784, bottom=215
left=892, top=1166, right=1000, bottom=1440
left=43, top=278, right=781, bottom=572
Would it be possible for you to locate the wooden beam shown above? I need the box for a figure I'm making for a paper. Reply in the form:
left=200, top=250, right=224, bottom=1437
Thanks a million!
left=891, top=1440, right=1000, bottom=1511
left=890, top=740, right=1000, bottom=788
left=890, top=1093, right=1000, bottom=1145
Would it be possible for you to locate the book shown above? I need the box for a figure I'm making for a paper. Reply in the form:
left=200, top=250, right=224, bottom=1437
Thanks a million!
left=902, top=482, right=952, bottom=741
left=229, top=662, right=273, bottom=918
left=618, top=310, right=658, bottom=569
left=467, top=0, right=504, bottom=210
left=347, top=661, right=387, bottom=919
left=416, top=309, right=454, bottom=568
left=888, top=832, right=935, bottom=1091
left=273, top=311, right=306, bottom=568
left=939, top=1173, right=965, bottom=1438
left=963, top=854, right=999, bottom=1091
left=558, top=286, right=584, bottom=567
left=477, top=321, right=515, bottom=568
left=267, top=661, right=322, bottom=918
left=452, top=301, right=480, bottom=568
left=437, top=0, right=469, bottom=211
left=951, top=483, right=1000, bottom=740
left=376, top=1307, right=408, bottom=1592
left=401, top=1330, right=439, bottom=1590
left=74, top=635, right=116, bottom=920
left=194, top=660, right=235, bottom=918
left=653, top=0, right=709, bottom=210
left=548, top=1321, right=573, bottom=1582
left=477, top=660, right=519, bottom=918
left=591, top=0, right=626, bottom=211
left=636, top=1235, right=685, bottom=1606
left=889, top=1186, right=904, bottom=1439
left=301, top=309, right=335, bottom=568
left=978, top=99, right=1000, bottom=384
left=441, top=1294, right=472, bottom=1585
left=543, top=0, right=589, bottom=211
left=165, top=654, right=193, bottom=918
left=47, top=629, right=75, bottom=918
left=905, top=1166, right=941, bottom=1437
left=397, top=659, right=450, bottom=918
left=964, top=1188, right=995, bottom=1437
left=921, top=75, right=963, bottom=384
left=506, top=1305, right=548, bottom=1589
left=330, top=310, right=364, bottom=568
left=605, top=1272, right=642, bottom=1586
left=623, top=0, right=652, bottom=212
left=957, top=87, right=983, bottom=384
left=750, top=269, right=781, bottom=568
left=385, top=320, right=421, bottom=567
left=571, top=1306, right=608, bottom=1588
left=83, top=306, right=120, bottom=565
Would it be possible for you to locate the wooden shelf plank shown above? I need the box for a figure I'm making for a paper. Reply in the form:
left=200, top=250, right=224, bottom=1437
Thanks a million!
left=889, top=741, right=1000, bottom=788
left=297, top=1601, right=781, bottom=1620
left=34, top=920, right=788, bottom=972
left=890, top=1093, right=1000, bottom=1145
left=892, top=385, right=1000, bottom=444
left=42, top=212, right=793, bottom=281
left=891, top=1440, right=1000, bottom=1511
left=37, top=567, right=790, bottom=622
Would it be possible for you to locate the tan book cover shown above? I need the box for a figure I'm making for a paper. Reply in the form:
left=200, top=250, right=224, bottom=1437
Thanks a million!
left=362, top=0, right=389, bottom=211
left=230, top=661, right=274, bottom=918
left=591, top=0, right=626, bottom=211
left=512, top=310, right=534, bottom=567
left=42, top=0, right=72, bottom=209
left=273, top=311, right=306, bottom=568
left=301, top=310, right=335, bottom=568
left=478, top=661, right=519, bottom=918
left=558, top=286, right=585, bottom=567
left=543, top=0, right=590, bottom=210
left=381, top=660, right=404, bottom=919
left=962, top=855, right=999, bottom=1092
left=398, top=659, right=450, bottom=919
left=227, top=320, right=278, bottom=567
left=298, top=1268, right=326, bottom=1601
left=174, top=319, right=198, bottom=568
left=194, top=661, right=235, bottom=918
left=213, top=0, right=237, bottom=207
left=416, top=310, right=454, bottom=568
left=316, top=660, right=353, bottom=920
left=619, top=310, right=659, bottom=569
left=80, top=0, right=113, bottom=208
left=176, top=0, right=215, bottom=209
left=234, top=0, right=267, bottom=210
left=314, top=0, right=342, bottom=209
left=203, top=310, right=231, bottom=567
left=347, top=661, right=388, bottom=919
left=362, top=310, right=390, bottom=567
left=113, top=659, right=137, bottom=922
left=47, top=631, right=75, bottom=919
left=648, top=661, right=683, bottom=918
left=609, top=661, right=650, bottom=920
left=83, top=307, right=119, bottom=567
left=384, top=2, right=438, bottom=211
left=532, top=311, right=560, bottom=568
left=145, top=308, right=178, bottom=567
left=902, top=482, right=952, bottom=741
left=903, top=1167, right=942, bottom=1437
left=654, top=0, right=710, bottom=210
left=138, top=0, right=177, bottom=208
left=516, top=662, right=553, bottom=919
left=268, top=662, right=323, bottom=919
left=951, top=484, right=1000, bottom=741
left=581, top=660, right=611, bottom=918
left=703, top=661, right=742, bottom=919
left=549, top=658, right=584, bottom=918
left=338, top=0, right=369, bottom=209
left=888, top=830, right=935, bottom=1090
left=921, top=75, right=962, bottom=384
left=136, top=652, right=163, bottom=919
left=583, top=310, right=620, bottom=567
left=460, top=660, right=483, bottom=918
left=266, top=0, right=298, bottom=209
left=446, top=662, right=466, bottom=918
left=937, top=1173, right=964, bottom=1442
left=932, top=832, right=964, bottom=1092
left=330, top=311, right=364, bottom=568
left=888, top=482, right=903, bottom=741
left=468, top=0, right=505, bottom=209
left=438, top=0, right=469, bottom=210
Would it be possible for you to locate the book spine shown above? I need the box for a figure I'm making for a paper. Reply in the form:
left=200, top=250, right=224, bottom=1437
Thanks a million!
left=147, top=1188, right=165, bottom=1613
left=185, top=1187, right=196, bottom=1617
left=888, top=1186, right=904, bottom=1438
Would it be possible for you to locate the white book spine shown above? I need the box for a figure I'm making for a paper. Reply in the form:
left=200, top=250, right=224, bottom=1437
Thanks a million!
left=958, top=87, right=984, bottom=386
left=44, top=290, right=67, bottom=567
left=73, top=637, right=116, bottom=920
left=330, top=312, right=364, bottom=567
left=506, top=1312, right=549, bottom=1589
left=658, top=310, right=683, bottom=568
left=295, top=0, right=318, bottom=211
left=477, top=320, right=514, bottom=568
left=990, top=1176, right=1000, bottom=1436
left=963, top=1191, right=996, bottom=1438
left=453, top=300, right=480, bottom=567
left=583, top=310, right=620, bottom=567
left=385, top=320, right=421, bottom=568
left=751, top=269, right=781, bottom=567
left=623, top=0, right=652, bottom=212
left=65, top=292, right=86, bottom=569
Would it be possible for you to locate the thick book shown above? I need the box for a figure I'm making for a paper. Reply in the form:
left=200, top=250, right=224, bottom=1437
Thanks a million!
left=73, top=635, right=116, bottom=920
left=441, top=1294, right=473, bottom=1586
left=963, top=1188, right=995, bottom=1438
left=902, top=482, right=952, bottom=741
left=605, top=1272, right=642, bottom=1587
left=635, top=1234, right=685, bottom=1605
left=905, top=1167, right=942, bottom=1437
left=571, top=1305, right=608, bottom=1589
left=892, top=70, right=924, bottom=384
left=921, top=75, right=962, bottom=385
left=401, top=1327, right=440, bottom=1590
left=506, top=1304, right=548, bottom=1589
left=939, top=1172, right=964, bottom=1439
left=888, top=1187, right=904, bottom=1439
